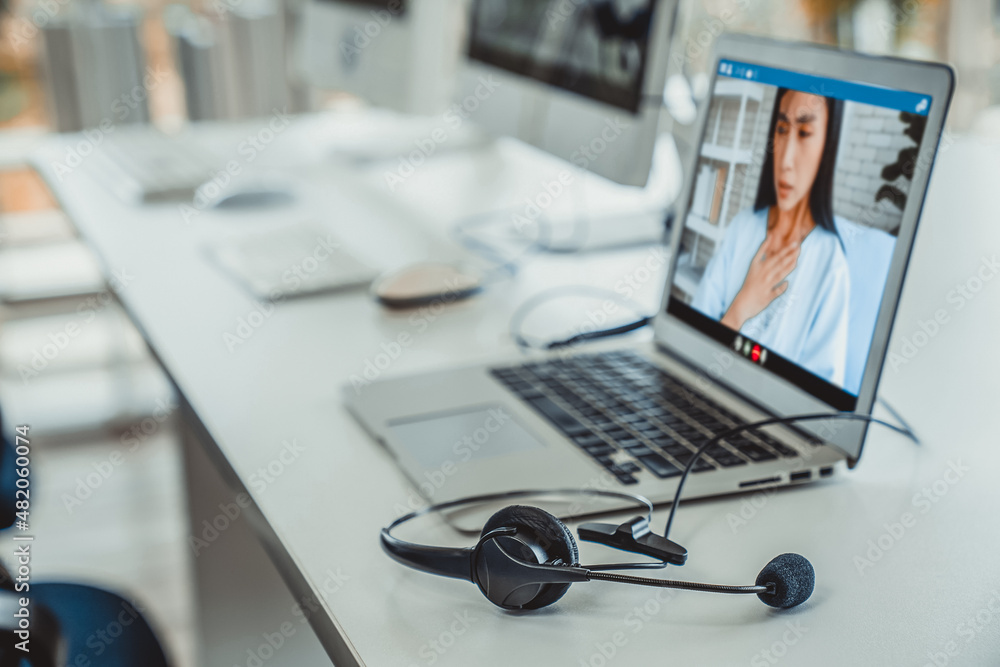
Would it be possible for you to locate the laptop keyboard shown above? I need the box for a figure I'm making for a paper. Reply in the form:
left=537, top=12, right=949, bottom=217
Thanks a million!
left=490, top=351, right=799, bottom=485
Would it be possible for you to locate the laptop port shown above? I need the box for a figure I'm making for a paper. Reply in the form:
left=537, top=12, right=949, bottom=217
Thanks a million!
left=790, top=470, right=811, bottom=482
left=819, top=466, right=834, bottom=478
left=739, top=476, right=781, bottom=488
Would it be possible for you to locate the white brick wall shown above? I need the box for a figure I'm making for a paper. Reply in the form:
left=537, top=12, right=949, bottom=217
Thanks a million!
left=833, top=102, right=917, bottom=234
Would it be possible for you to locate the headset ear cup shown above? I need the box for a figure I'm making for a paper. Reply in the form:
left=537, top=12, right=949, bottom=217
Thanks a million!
left=480, top=505, right=579, bottom=609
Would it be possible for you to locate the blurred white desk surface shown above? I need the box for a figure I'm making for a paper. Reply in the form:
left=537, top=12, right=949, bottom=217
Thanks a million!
left=32, top=111, right=1000, bottom=666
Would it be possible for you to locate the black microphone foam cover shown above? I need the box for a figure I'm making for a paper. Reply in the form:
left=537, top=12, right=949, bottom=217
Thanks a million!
left=755, top=553, right=814, bottom=609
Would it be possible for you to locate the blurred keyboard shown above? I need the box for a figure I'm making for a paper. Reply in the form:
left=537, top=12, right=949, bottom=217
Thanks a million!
left=87, top=128, right=216, bottom=204
left=211, top=222, right=380, bottom=299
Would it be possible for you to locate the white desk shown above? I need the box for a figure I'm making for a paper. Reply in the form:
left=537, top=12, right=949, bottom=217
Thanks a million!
left=33, top=113, right=1000, bottom=666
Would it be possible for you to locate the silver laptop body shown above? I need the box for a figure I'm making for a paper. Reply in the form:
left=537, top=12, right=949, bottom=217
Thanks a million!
left=346, top=34, right=953, bottom=522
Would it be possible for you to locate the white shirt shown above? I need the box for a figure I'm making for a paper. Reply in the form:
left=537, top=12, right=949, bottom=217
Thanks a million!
left=691, top=207, right=851, bottom=387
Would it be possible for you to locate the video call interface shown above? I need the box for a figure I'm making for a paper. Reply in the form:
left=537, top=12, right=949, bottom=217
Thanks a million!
left=467, top=0, right=656, bottom=113
left=667, top=59, right=932, bottom=410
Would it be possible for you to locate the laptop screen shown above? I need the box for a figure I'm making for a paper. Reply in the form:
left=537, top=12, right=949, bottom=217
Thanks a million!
left=666, top=59, right=933, bottom=411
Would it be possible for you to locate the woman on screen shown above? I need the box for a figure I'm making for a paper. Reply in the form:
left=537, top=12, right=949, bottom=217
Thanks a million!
left=692, top=88, right=851, bottom=386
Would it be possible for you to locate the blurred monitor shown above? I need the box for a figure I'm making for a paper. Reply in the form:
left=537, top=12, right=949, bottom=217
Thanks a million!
left=296, top=0, right=462, bottom=115
left=459, top=0, right=678, bottom=186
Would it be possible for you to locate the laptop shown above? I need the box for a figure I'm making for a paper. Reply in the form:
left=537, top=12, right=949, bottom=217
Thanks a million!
left=346, top=34, right=953, bottom=525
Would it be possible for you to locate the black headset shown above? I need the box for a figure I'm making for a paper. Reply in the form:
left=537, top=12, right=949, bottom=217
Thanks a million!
left=381, top=488, right=814, bottom=611
left=380, top=412, right=921, bottom=611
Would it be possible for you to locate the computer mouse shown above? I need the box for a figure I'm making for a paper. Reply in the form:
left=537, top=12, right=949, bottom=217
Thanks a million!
left=372, top=262, right=484, bottom=309
left=210, top=188, right=296, bottom=210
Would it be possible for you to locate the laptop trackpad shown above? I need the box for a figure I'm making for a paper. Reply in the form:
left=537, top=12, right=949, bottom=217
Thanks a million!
left=388, top=406, right=545, bottom=470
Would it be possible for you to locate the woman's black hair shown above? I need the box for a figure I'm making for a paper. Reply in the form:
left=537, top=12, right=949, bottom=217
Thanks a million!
left=754, top=87, right=844, bottom=234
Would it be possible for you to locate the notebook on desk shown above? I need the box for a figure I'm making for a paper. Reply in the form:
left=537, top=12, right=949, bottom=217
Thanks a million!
left=345, top=35, right=953, bottom=524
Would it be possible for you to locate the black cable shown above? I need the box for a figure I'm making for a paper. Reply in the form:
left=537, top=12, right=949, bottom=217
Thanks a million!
left=584, top=561, right=668, bottom=572
left=547, top=317, right=652, bottom=349
left=662, top=412, right=920, bottom=540
left=876, top=396, right=919, bottom=443
left=587, top=570, right=769, bottom=595
left=383, top=487, right=656, bottom=547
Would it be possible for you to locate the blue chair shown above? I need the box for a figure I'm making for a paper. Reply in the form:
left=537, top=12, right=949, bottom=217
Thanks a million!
left=0, top=419, right=170, bottom=667
left=834, top=218, right=897, bottom=395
